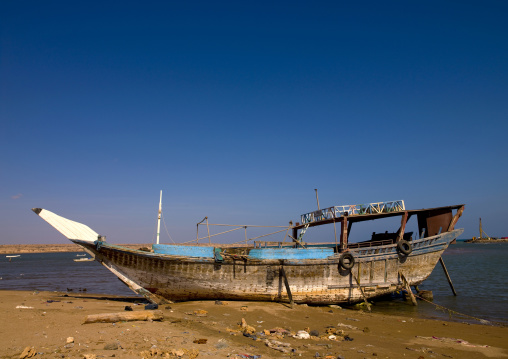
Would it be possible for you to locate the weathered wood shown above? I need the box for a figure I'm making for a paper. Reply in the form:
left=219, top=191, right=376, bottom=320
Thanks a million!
left=347, top=220, right=353, bottom=240
left=439, top=257, right=457, bottom=296
left=340, top=217, right=348, bottom=251
left=447, top=205, right=464, bottom=232
left=400, top=272, right=417, bottom=306
left=33, top=206, right=464, bottom=306
left=280, top=266, right=294, bottom=308
left=396, top=211, right=408, bottom=242
left=84, top=310, right=164, bottom=324
left=352, top=274, right=372, bottom=311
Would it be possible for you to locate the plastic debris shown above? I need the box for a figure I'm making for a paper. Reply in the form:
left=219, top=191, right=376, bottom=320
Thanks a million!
left=293, top=331, right=310, bottom=339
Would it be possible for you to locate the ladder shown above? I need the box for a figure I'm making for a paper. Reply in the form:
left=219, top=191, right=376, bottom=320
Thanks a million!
left=295, top=223, right=310, bottom=247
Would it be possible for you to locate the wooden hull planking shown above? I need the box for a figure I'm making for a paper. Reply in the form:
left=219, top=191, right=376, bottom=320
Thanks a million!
left=74, top=229, right=461, bottom=305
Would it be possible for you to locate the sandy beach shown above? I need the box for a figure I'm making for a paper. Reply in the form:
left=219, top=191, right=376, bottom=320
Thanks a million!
left=1, top=290, right=507, bottom=359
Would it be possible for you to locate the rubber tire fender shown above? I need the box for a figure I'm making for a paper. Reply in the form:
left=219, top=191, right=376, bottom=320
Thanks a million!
left=397, top=240, right=412, bottom=255
left=339, top=252, right=355, bottom=270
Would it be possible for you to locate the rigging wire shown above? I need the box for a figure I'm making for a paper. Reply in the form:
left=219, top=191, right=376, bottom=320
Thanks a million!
left=161, top=211, right=175, bottom=243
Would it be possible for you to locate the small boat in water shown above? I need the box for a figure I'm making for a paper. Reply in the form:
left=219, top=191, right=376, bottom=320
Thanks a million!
left=31, top=194, right=464, bottom=305
left=6, top=255, right=20, bottom=262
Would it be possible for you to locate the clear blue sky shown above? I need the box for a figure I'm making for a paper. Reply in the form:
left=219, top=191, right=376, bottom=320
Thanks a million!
left=1, top=1, right=507, bottom=244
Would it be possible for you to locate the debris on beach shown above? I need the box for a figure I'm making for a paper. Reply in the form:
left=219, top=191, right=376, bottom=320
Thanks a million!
left=264, top=339, right=293, bottom=353
left=140, top=348, right=200, bottom=359
left=293, top=330, right=310, bottom=339
left=194, top=309, right=208, bottom=317
left=84, top=310, right=164, bottom=323
left=103, top=342, right=119, bottom=350
left=416, top=336, right=489, bottom=348
left=336, top=322, right=359, bottom=330
left=215, top=300, right=229, bottom=305
left=239, top=318, right=256, bottom=335
left=19, top=346, right=37, bottom=359
left=228, top=355, right=261, bottom=359
left=184, top=309, right=208, bottom=317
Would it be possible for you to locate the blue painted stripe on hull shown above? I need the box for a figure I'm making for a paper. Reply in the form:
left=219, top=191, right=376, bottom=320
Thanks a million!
left=249, top=247, right=334, bottom=259
left=152, top=244, right=214, bottom=258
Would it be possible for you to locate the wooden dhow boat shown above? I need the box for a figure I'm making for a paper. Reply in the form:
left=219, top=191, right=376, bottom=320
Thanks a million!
left=32, top=195, right=464, bottom=306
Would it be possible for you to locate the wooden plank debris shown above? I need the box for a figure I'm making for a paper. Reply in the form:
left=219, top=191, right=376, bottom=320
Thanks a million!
left=84, top=310, right=164, bottom=324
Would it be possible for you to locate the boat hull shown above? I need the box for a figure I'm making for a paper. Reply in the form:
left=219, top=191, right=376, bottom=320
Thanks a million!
left=74, top=229, right=462, bottom=304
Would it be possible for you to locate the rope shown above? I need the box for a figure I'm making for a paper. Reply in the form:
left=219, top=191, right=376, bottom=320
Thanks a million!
left=161, top=212, right=175, bottom=244
left=230, top=227, right=290, bottom=244
left=197, top=223, right=288, bottom=228
left=152, top=218, right=157, bottom=244
left=413, top=293, right=500, bottom=326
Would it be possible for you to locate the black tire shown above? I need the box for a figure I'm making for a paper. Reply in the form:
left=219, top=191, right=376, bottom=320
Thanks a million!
left=397, top=240, right=412, bottom=255
left=339, top=252, right=355, bottom=270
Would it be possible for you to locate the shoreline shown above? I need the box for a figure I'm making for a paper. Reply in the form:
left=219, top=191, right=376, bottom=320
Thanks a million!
left=464, top=239, right=508, bottom=243
left=1, top=290, right=507, bottom=359
left=0, top=243, right=147, bottom=254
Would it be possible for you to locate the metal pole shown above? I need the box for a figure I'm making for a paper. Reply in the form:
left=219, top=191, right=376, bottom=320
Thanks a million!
left=206, top=217, right=211, bottom=244
left=314, top=189, right=320, bottom=210
left=156, top=190, right=162, bottom=245
left=439, top=257, right=457, bottom=296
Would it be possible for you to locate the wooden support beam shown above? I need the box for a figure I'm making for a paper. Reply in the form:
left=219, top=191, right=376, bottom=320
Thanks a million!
left=447, top=205, right=464, bottom=232
left=340, top=217, right=348, bottom=251
left=396, top=211, right=408, bottom=242
left=352, top=274, right=372, bottom=311
left=399, top=272, right=417, bottom=306
left=439, top=257, right=457, bottom=296
left=280, top=266, right=294, bottom=308
left=347, top=220, right=353, bottom=240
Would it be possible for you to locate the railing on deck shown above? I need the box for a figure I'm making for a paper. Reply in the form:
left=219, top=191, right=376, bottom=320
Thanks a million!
left=301, top=200, right=405, bottom=225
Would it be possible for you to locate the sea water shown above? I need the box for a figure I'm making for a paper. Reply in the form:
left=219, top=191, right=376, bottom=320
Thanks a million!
left=1, top=242, right=507, bottom=325
left=0, top=252, right=133, bottom=295
left=367, top=241, right=508, bottom=325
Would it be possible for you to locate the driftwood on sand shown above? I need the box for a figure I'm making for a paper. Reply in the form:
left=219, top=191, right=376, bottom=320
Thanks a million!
left=84, top=310, right=164, bottom=324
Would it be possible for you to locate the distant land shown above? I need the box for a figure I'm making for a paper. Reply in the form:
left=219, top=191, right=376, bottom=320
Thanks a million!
left=0, top=243, right=148, bottom=254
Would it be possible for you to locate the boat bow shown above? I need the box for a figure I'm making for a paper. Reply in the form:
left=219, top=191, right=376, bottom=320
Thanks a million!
left=32, top=208, right=99, bottom=243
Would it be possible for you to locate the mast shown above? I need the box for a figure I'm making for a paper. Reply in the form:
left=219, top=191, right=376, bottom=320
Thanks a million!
left=314, top=189, right=320, bottom=210
left=156, top=190, right=162, bottom=244
left=479, top=217, right=482, bottom=240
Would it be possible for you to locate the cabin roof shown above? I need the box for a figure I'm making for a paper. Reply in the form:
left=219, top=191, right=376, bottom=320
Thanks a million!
left=292, top=204, right=465, bottom=230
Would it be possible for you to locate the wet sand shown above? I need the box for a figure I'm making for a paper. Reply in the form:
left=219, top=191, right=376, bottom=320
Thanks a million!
left=1, top=290, right=507, bottom=359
